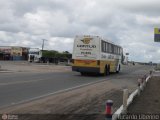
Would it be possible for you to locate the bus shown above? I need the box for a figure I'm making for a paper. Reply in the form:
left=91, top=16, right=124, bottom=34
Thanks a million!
left=72, top=35, right=123, bottom=75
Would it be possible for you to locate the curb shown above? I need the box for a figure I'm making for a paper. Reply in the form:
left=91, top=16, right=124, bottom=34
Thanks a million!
left=112, top=74, right=152, bottom=120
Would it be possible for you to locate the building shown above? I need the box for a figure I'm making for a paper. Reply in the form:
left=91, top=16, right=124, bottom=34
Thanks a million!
left=0, top=46, right=29, bottom=60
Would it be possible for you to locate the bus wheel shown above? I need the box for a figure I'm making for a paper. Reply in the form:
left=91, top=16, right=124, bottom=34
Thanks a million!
left=81, top=72, right=86, bottom=76
left=116, top=65, right=120, bottom=73
left=104, top=65, right=110, bottom=76
left=106, top=65, right=110, bottom=75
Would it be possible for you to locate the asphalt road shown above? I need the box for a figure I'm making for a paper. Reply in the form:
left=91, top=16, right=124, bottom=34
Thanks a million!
left=0, top=64, right=153, bottom=109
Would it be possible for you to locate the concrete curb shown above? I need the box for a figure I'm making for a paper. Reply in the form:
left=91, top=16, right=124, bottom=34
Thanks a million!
left=112, top=75, right=151, bottom=120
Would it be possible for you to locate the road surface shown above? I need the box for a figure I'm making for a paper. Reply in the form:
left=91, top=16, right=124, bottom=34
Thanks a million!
left=0, top=63, right=153, bottom=109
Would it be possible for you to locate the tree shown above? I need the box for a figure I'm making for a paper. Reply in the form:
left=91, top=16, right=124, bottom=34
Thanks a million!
left=42, top=50, right=58, bottom=58
left=41, top=50, right=72, bottom=59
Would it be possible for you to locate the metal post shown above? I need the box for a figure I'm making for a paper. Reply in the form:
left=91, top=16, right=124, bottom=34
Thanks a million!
left=105, top=100, right=113, bottom=120
left=143, top=75, right=146, bottom=87
left=138, top=79, right=141, bottom=96
left=141, top=78, right=144, bottom=91
left=42, top=39, right=47, bottom=51
left=150, top=71, right=152, bottom=76
left=123, top=89, right=128, bottom=113
left=143, top=79, right=146, bottom=88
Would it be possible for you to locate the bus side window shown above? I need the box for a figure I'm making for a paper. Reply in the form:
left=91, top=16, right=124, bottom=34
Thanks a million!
left=107, top=43, right=109, bottom=53
left=111, top=44, right=114, bottom=54
left=101, top=41, right=108, bottom=53
left=101, top=41, right=103, bottom=52
left=104, top=42, right=106, bottom=52
left=114, top=46, right=117, bottom=54
left=119, top=47, right=120, bottom=55
left=108, top=44, right=111, bottom=53
left=103, top=41, right=105, bottom=52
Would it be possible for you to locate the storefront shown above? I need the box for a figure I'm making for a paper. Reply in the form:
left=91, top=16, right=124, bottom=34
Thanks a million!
left=0, top=47, right=11, bottom=60
left=0, top=52, right=4, bottom=60
left=0, top=46, right=29, bottom=61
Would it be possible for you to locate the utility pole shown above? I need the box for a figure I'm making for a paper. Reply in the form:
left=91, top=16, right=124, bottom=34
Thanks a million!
left=42, top=39, right=47, bottom=51
left=41, top=39, right=47, bottom=63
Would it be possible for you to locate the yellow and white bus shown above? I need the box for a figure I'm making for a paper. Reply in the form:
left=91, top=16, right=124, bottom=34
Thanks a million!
left=72, top=35, right=123, bottom=75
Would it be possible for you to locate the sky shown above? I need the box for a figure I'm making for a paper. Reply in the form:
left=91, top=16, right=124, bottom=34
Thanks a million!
left=0, top=0, right=160, bottom=62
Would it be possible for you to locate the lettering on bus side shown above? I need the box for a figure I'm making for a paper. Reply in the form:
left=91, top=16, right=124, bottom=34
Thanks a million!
left=77, top=45, right=96, bottom=48
left=101, top=54, right=114, bottom=59
left=81, top=52, right=91, bottom=55
left=108, top=55, right=114, bottom=59
left=101, top=54, right=107, bottom=59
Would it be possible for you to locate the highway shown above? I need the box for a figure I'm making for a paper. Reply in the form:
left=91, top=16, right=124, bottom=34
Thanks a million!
left=0, top=64, right=153, bottom=109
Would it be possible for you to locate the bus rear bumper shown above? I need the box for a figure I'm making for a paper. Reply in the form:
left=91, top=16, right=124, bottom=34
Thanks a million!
left=72, top=66, right=100, bottom=73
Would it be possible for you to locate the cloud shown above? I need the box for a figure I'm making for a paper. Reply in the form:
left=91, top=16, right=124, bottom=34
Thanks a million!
left=0, top=0, right=160, bottom=62
left=136, top=15, right=160, bottom=26
left=114, top=0, right=160, bottom=16
left=47, top=37, right=73, bottom=52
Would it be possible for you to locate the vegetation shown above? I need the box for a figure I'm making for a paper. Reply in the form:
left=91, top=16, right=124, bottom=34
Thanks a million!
left=42, top=50, right=72, bottom=59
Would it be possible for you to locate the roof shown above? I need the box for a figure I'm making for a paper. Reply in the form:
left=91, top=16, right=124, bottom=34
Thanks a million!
left=0, top=46, right=30, bottom=49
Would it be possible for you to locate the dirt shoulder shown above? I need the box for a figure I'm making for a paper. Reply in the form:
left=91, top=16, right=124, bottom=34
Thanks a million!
left=0, top=80, right=121, bottom=113
left=0, top=79, right=133, bottom=120
left=128, top=75, right=160, bottom=114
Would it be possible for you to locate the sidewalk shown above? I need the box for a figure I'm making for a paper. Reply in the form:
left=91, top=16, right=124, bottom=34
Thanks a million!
left=128, top=73, right=160, bottom=114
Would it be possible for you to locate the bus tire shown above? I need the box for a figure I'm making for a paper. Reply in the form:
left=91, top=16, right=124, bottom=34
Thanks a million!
left=116, top=65, right=120, bottom=73
left=81, top=72, right=86, bottom=76
left=107, top=65, right=110, bottom=75
left=103, top=67, right=106, bottom=76
left=104, top=65, right=110, bottom=76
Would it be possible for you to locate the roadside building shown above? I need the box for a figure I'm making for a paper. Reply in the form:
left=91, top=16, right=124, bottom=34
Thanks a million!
left=0, top=46, right=29, bottom=61
left=0, top=46, right=11, bottom=60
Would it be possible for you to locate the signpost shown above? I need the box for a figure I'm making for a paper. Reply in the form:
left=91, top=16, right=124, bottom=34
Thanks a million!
left=154, top=28, right=160, bottom=42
